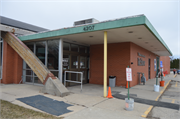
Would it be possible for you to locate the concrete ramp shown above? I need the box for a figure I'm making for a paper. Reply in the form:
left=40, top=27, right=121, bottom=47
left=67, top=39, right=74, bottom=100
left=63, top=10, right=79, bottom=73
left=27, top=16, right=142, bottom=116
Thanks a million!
left=1, top=31, right=70, bottom=97
left=41, top=77, right=70, bottom=97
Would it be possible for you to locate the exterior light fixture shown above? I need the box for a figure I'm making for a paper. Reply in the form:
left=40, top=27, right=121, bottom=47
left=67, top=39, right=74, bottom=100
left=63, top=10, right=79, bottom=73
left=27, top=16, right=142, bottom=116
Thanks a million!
left=128, top=31, right=133, bottom=33
left=89, top=36, right=93, bottom=38
left=138, top=37, right=142, bottom=39
left=145, top=42, right=148, bottom=44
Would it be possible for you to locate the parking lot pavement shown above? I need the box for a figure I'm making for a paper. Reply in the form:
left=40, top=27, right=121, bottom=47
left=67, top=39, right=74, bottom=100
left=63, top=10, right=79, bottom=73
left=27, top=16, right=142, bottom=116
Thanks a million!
left=0, top=73, right=177, bottom=119
left=147, top=75, right=180, bottom=119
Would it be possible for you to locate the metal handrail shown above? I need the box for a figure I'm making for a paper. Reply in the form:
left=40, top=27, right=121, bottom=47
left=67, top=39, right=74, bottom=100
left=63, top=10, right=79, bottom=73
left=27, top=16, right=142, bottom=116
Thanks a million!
left=64, top=71, right=83, bottom=91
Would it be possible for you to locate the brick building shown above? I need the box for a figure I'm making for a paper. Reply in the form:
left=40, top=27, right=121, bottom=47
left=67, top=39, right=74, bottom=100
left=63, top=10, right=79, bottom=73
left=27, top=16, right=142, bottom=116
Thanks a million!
left=1, top=15, right=171, bottom=90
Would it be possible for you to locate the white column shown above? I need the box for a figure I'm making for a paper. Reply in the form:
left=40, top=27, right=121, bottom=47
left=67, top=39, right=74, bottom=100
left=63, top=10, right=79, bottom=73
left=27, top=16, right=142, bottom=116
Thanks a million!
left=45, top=41, right=48, bottom=67
left=59, top=39, right=63, bottom=82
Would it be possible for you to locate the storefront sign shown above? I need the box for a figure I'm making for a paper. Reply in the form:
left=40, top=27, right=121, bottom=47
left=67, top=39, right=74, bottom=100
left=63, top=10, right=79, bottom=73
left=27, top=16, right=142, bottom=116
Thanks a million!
left=137, top=52, right=145, bottom=58
left=83, top=25, right=95, bottom=31
left=63, top=58, right=69, bottom=66
left=138, top=58, right=145, bottom=66
left=126, top=68, right=132, bottom=81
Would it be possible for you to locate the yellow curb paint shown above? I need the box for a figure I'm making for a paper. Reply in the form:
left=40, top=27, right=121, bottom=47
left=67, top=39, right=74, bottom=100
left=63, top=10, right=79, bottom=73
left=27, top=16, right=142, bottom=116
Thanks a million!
left=141, top=106, right=153, bottom=118
left=141, top=80, right=171, bottom=118
left=173, top=74, right=177, bottom=78
left=175, top=82, right=178, bottom=87
left=171, top=99, right=175, bottom=103
left=155, top=95, right=160, bottom=101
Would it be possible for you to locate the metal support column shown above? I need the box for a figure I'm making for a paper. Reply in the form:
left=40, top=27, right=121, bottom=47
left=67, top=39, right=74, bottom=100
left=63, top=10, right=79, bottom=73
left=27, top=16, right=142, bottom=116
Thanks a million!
left=156, top=56, right=159, bottom=85
left=104, top=31, right=107, bottom=97
left=59, top=39, right=63, bottom=82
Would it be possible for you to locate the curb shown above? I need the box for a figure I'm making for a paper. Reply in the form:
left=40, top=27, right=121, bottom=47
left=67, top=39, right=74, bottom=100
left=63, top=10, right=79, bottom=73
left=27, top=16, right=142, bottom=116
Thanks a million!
left=141, top=80, right=171, bottom=118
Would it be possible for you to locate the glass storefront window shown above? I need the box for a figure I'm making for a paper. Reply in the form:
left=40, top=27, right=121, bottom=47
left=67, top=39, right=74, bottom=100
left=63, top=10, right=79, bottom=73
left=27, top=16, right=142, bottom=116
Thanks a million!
left=63, top=55, right=70, bottom=70
left=26, top=42, right=34, bottom=68
left=0, top=39, right=3, bottom=79
left=26, top=76, right=33, bottom=83
left=63, top=42, right=70, bottom=51
left=79, top=46, right=86, bottom=53
left=36, top=41, right=46, bottom=65
left=50, top=70, right=59, bottom=78
left=80, top=56, right=86, bottom=69
left=71, top=56, right=78, bottom=69
left=48, top=40, right=59, bottom=70
left=34, top=76, right=43, bottom=84
left=71, top=44, right=78, bottom=52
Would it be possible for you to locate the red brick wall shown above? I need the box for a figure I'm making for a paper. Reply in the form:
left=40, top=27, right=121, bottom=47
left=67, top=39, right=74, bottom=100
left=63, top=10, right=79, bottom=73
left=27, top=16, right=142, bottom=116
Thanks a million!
left=89, top=42, right=169, bottom=87
left=90, top=42, right=130, bottom=86
left=159, top=56, right=170, bottom=74
left=130, top=43, right=158, bottom=87
left=1, top=40, right=23, bottom=84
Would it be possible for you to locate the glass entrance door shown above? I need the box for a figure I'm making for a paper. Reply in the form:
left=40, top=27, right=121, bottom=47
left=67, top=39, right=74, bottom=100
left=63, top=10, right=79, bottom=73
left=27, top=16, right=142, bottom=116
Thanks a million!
left=63, top=42, right=89, bottom=87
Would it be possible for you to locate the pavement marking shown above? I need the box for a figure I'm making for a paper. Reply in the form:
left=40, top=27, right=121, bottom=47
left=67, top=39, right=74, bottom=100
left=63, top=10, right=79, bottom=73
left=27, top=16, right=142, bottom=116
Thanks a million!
left=141, top=80, right=171, bottom=118
left=171, top=99, right=175, bottom=103
left=173, top=74, right=177, bottom=78
left=141, top=106, right=153, bottom=118
left=171, top=86, right=180, bottom=88
left=162, top=97, right=180, bottom=101
left=175, top=82, right=178, bottom=87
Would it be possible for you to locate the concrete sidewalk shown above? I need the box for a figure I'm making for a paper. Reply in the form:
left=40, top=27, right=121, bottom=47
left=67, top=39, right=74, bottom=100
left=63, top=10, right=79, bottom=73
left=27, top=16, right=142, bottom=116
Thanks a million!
left=0, top=73, right=177, bottom=119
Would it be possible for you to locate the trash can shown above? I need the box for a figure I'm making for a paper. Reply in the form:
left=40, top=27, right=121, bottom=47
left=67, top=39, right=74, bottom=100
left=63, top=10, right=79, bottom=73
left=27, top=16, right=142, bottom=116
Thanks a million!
left=109, top=76, right=116, bottom=87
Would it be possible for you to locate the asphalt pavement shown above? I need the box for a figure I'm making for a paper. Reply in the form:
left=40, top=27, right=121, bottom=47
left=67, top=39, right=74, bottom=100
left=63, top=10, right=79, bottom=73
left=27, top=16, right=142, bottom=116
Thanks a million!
left=147, top=74, right=180, bottom=119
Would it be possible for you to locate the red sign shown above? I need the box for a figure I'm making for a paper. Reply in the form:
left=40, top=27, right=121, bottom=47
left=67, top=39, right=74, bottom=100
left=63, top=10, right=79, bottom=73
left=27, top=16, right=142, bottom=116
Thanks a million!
left=126, top=68, right=132, bottom=81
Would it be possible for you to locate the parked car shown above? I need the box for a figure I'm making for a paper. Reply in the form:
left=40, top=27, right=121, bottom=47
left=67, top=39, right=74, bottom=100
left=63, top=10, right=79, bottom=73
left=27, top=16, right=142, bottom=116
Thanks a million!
left=177, top=70, right=180, bottom=74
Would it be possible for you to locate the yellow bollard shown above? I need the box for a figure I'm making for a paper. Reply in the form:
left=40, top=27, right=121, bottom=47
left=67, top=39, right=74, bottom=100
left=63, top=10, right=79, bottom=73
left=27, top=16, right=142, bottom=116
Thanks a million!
left=104, top=31, right=107, bottom=97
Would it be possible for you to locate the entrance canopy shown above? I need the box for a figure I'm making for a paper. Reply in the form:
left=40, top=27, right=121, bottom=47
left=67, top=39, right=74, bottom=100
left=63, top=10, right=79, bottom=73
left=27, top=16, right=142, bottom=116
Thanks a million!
left=18, top=14, right=172, bottom=56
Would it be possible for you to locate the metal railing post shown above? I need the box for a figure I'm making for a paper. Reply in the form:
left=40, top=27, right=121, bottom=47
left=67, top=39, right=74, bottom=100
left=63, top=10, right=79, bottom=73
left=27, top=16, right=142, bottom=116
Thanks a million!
left=64, top=71, right=83, bottom=91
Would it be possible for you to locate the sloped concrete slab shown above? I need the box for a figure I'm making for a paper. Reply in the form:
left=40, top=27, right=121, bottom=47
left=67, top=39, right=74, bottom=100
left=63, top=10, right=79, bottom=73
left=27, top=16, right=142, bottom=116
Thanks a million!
left=41, top=77, right=70, bottom=97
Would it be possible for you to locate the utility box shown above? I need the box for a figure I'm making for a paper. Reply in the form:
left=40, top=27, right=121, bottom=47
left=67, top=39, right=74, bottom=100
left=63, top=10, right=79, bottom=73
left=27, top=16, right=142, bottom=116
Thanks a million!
left=109, top=76, right=116, bottom=87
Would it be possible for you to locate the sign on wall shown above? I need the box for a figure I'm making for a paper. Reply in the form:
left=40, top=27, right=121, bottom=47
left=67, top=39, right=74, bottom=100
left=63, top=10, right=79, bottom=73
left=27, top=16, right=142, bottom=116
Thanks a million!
left=126, top=68, right=132, bottom=81
left=138, top=58, right=145, bottom=66
left=137, top=52, right=145, bottom=58
left=83, top=25, right=95, bottom=31
left=160, top=61, right=163, bottom=68
left=63, top=58, right=69, bottom=66
left=154, top=59, right=156, bottom=71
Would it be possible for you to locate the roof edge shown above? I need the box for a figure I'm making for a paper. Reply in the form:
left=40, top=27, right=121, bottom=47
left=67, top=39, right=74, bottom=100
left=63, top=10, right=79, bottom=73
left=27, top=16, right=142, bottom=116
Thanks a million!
left=18, top=15, right=146, bottom=41
left=144, top=16, right=172, bottom=56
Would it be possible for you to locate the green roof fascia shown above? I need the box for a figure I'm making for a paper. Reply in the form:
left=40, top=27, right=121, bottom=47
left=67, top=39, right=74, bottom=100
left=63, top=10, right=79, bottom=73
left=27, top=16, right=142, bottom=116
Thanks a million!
left=144, top=17, right=172, bottom=56
left=18, top=15, right=146, bottom=41
left=18, top=15, right=172, bottom=56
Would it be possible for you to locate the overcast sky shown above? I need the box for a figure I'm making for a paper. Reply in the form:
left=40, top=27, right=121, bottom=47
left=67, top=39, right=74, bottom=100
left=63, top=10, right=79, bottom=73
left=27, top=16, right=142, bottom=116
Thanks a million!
left=1, top=0, right=179, bottom=58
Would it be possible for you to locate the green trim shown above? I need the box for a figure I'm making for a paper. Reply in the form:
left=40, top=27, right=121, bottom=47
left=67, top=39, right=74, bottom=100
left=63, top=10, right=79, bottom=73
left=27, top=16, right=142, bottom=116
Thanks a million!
left=18, top=16, right=145, bottom=41
left=144, top=17, right=172, bottom=56
left=18, top=15, right=172, bottom=56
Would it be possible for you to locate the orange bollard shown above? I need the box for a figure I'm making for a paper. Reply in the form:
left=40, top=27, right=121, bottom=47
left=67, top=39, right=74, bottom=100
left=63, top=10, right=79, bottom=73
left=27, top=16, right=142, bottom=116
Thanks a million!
left=126, top=81, right=128, bottom=88
left=107, top=87, right=113, bottom=98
